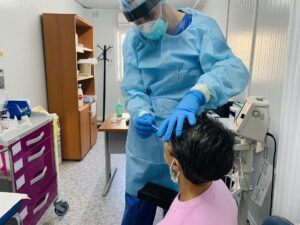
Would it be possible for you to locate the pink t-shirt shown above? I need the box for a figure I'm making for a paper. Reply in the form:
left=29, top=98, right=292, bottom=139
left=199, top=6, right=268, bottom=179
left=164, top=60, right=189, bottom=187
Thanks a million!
left=157, top=180, right=238, bottom=225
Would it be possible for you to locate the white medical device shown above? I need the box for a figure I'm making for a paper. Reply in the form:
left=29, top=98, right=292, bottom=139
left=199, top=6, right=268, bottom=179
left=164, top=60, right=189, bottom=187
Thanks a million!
left=235, top=96, right=270, bottom=142
left=222, top=96, right=270, bottom=225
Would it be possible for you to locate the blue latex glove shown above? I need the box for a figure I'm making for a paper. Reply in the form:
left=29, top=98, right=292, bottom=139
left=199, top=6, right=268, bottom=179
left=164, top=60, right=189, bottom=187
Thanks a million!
left=135, top=113, right=156, bottom=139
left=157, top=90, right=206, bottom=141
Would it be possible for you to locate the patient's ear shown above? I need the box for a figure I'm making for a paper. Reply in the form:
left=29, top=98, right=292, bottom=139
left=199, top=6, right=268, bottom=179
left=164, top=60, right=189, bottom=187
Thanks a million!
left=172, top=159, right=182, bottom=173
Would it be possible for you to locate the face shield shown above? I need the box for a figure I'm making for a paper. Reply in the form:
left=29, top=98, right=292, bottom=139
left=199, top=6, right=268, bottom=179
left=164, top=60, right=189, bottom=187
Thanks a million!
left=120, top=0, right=168, bottom=40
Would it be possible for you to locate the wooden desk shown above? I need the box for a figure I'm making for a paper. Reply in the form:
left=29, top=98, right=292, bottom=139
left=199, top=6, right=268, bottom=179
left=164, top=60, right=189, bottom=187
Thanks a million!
left=98, top=113, right=129, bottom=196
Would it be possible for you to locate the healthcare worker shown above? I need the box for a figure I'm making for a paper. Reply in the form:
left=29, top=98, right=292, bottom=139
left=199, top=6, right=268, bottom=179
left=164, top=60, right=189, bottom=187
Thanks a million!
left=119, top=0, right=249, bottom=224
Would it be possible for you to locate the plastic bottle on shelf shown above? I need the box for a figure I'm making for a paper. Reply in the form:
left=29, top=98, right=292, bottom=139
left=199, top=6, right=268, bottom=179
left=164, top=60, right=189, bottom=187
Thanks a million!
left=13, top=116, right=18, bottom=128
left=115, top=99, right=123, bottom=118
left=78, top=84, right=84, bottom=107
left=75, top=34, right=79, bottom=47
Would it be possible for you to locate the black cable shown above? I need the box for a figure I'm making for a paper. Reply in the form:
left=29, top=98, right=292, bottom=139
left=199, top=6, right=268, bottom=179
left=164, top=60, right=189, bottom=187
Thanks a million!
left=266, top=132, right=277, bottom=216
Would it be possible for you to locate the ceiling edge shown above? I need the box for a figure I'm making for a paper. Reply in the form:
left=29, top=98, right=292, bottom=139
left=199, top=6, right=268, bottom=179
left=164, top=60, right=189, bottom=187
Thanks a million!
left=73, top=0, right=90, bottom=9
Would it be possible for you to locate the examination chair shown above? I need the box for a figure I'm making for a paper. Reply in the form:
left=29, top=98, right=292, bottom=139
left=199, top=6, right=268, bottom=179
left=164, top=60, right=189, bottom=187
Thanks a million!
left=137, top=183, right=178, bottom=215
left=262, top=216, right=294, bottom=225
left=138, top=177, right=231, bottom=215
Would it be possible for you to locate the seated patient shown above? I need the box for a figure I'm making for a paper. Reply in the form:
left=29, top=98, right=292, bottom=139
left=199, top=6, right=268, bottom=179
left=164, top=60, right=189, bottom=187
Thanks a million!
left=158, top=112, right=237, bottom=225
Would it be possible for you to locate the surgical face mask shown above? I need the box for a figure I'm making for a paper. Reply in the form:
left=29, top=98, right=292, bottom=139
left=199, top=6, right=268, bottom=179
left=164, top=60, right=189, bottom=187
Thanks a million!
left=138, top=18, right=168, bottom=40
left=169, top=158, right=180, bottom=183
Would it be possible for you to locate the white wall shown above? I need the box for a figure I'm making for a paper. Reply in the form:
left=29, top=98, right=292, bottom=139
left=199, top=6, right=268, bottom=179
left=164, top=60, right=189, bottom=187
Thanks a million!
left=200, top=0, right=229, bottom=37
left=0, top=0, right=84, bottom=108
left=248, top=1, right=291, bottom=224
left=274, top=1, right=300, bottom=222
left=84, top=9, right=123, bottom=121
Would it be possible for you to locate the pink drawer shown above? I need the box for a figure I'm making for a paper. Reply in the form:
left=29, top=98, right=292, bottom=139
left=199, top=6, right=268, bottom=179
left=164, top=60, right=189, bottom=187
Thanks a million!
left=11, top=123, right=53, bottom=161
left=30, top=178, right=57, bottom=225
left=15, top=150, right=56, bottom=198
left=21, top=123, right=53, bottom=150
left=13, top=136, right=54, bottom=178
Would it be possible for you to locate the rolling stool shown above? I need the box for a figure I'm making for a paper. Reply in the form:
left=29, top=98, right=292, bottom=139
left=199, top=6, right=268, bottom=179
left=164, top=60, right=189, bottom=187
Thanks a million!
left=137, top=183, right=178, bottom=216
left=262, top=216, right=294, bottom=225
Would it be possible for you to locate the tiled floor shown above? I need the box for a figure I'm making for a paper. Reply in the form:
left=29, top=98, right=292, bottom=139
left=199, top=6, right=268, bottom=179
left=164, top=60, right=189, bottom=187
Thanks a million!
left=38, top=133, right=163, bottom=225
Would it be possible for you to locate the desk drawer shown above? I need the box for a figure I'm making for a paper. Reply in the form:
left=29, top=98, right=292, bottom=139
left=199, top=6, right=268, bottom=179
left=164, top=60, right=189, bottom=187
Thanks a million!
left=15, top=150, right=56, bottom=197
left=13, top=136, right=54, bottom=177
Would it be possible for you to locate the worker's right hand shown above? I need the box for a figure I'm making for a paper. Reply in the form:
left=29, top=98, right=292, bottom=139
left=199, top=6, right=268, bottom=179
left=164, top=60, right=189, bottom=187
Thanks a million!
left=157, top=90, right=206, bottom=141
left=135, top=113, right=156, bottom=139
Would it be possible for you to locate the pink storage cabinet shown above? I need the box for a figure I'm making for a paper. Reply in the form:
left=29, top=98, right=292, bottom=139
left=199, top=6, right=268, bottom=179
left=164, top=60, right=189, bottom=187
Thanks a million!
left=0, top=112, right=69, bottom=225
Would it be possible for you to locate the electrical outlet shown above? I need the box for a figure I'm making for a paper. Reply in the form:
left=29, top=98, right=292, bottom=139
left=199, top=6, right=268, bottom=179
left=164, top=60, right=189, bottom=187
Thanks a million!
left=0, top=75, right=5, bottom=89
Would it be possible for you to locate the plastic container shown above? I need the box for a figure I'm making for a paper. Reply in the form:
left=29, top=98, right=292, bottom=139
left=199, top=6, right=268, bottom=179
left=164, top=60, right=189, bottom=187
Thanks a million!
left=79, top=64, right=91, bottom=76
left=78, top=84, right=84, bottom=107
left=83, top=95, right=96, bottom=104
left=115, top=99, right=123, bottom=118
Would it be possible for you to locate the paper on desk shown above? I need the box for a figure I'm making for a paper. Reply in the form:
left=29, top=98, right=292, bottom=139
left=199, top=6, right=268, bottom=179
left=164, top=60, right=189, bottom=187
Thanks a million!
left=0, top=192, right=29, bottom=217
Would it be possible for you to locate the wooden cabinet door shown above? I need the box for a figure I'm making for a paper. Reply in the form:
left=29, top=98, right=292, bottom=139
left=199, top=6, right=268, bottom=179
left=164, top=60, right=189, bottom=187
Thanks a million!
left=90, top=115, right=97, bottom=147
left=79, top=105, right=90, bottom=158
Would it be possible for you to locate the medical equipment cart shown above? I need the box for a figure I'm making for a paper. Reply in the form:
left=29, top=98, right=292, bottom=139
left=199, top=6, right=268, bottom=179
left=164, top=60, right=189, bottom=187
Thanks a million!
left=0, top=112, right=68, bottom=225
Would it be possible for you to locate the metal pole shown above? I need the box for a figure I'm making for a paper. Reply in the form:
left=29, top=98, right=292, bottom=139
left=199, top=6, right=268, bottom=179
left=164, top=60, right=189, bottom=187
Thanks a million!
left=102, top=45, right=107, bottom=122
left=237, top=139, right=254, bottom=225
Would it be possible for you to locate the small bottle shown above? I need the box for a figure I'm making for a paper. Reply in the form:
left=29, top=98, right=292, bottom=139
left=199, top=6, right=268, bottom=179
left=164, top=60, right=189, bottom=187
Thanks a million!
left=13, top=116, right=18, bottom=128
left=78, top=84, right=84, bottom=107
left=115, top=99, right=123, bottom=118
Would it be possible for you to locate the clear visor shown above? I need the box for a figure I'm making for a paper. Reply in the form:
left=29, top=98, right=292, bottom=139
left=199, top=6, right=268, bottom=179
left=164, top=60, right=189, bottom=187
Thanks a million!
left=123, top=0, right=167, bottom=25
left=134, top=3, right=163, bottom=26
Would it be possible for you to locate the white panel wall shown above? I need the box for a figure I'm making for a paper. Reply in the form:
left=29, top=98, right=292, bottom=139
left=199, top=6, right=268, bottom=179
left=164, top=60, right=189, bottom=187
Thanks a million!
left=248, top=1, right=291, bottom=224
left=0, top=0, right=84, bottom=108
left=250, top=0, right=290, bottom=133
left=227, top=0, right=257, bottom=71
left=84, top=9, right=123, bottom=121
left=274, top=1, right=300, bottom=223
left=227, top=0, right=257, bottom=102
left=200, top=0, right=229, bottom=37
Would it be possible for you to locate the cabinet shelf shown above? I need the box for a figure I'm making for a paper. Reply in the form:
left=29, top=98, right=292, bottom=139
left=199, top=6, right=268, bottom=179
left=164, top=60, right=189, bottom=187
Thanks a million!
left=76, top=47, right=93, bottom=53
left=79, top=103, right=90, bottom=111
left=77, top=75, right=94, bottom=81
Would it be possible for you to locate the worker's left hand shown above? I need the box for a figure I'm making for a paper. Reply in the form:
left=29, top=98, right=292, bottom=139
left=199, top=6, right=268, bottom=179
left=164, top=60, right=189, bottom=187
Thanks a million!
left=157, top=90, right=205, bottom=141
left=135, top=113, right=156, bottom=139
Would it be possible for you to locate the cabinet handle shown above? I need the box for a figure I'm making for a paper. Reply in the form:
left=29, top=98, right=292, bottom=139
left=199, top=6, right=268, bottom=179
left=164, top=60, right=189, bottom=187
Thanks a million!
left=33, top=193, right=49, bottom=215
left=30, top=166, right=47, bottom=186
left=28, top=146, right=46, bottom=163
left=26, top=132, right=45, bottom=146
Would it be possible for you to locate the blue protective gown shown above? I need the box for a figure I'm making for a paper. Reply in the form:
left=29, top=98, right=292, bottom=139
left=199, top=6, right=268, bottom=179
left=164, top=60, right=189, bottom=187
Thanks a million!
left=121, top=8, right=249, bottom=197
